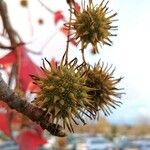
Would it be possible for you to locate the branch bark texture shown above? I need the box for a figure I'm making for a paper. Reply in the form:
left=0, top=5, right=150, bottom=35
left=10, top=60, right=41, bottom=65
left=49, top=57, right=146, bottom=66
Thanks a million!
left=0, top=73, right=66, bottom=137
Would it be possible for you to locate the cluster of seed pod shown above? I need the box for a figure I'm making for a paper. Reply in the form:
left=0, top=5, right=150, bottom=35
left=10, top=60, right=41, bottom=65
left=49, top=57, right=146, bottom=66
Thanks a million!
left=31, top=0, right=124, bottom=132
left=31, top=58, right=123, bottom=132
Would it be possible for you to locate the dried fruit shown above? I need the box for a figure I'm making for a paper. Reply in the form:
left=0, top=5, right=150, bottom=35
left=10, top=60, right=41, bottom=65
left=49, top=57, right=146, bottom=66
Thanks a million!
left=85, top=61, right=123, bottom=116
left=31, top=58, right=94, bottom=132
left=68, top=0, right=118, bottom=53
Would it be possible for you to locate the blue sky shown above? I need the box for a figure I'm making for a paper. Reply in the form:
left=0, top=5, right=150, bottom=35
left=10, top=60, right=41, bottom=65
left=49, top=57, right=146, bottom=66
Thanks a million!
left=1, top=0, right=150, bottom=124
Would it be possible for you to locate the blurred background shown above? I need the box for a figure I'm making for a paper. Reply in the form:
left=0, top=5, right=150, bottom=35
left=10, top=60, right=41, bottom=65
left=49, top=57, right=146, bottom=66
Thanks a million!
left=0, top=0, right=150, bottom=149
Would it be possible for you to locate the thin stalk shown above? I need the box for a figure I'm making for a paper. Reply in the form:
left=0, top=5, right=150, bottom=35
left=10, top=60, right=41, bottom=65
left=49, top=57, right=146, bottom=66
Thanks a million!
left=81, top=48, right=86, bottom=63
left=64, top=2, right=73, bottom=64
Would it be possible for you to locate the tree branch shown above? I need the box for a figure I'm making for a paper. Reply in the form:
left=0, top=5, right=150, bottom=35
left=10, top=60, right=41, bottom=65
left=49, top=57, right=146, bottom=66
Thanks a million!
left=0, top=0, right=21, bottom=47
left=0, top=73, right=66, bottom=137
left=0, top=0, right=23, bottom=89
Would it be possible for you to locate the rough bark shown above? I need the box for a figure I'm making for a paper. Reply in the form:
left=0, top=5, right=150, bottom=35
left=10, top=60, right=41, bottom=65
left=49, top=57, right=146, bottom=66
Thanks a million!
left=0, top=73, right=66, bottom=137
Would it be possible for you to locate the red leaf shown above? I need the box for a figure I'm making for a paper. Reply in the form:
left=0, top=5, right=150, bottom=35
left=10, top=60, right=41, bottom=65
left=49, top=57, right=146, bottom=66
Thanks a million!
left=0, top=105, right=21, bottom=129
left=54, top=11, right=64, bottom=24
left=0, top=43, right=43, bottom=92
left=60, top=26, right=77, bottom=46
left=16, top=128, right=47, bottom=150
left=0, top=101, right=8, bottom=108
left=16, top=44, right=43, bottom=92
left=27, top=82, right=40, bottom=92
left=74, top=2, right=80, bottom=12
left=0, top=50, right=16, bottom=65
left=0, top=113, right=10, bottom=136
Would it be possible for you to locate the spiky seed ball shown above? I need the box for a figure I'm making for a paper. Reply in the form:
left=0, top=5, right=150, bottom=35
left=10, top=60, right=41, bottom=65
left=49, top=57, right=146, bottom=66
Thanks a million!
left=85, top=61, right=123, bottom=116
left=31, top=58, right=94, bottom=132
left=68, top=0, right=117, bottom=54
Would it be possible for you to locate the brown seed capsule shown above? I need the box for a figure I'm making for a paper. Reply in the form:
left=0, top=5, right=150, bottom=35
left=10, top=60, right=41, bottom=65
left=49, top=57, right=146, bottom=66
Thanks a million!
left=85, top=61, right=124, bottom=116
left=68, top=0, right=118, bottom=54
left=31, top=58, right=94, bottom=132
